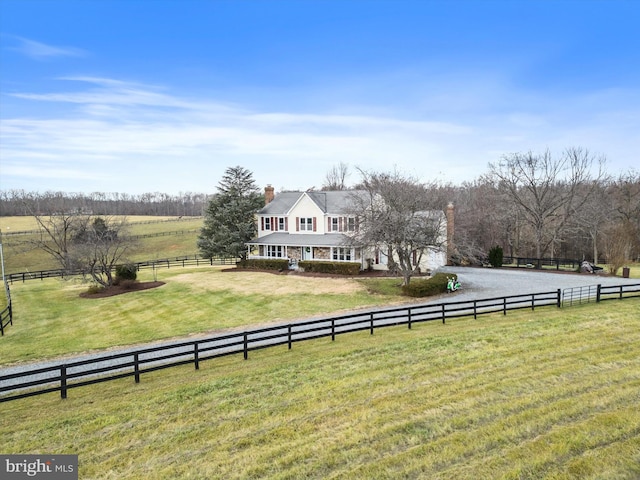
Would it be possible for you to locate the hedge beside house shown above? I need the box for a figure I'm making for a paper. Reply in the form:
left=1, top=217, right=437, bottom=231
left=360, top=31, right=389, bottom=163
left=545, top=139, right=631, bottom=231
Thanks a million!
left=298, top=261, right=361, bottom=275
left=237, top=259, right=290, bottom=271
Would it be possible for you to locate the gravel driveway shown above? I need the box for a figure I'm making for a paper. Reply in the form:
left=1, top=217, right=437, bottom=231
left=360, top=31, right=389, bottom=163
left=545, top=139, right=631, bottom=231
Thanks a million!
left=1, top=267, right=637, bottom=395
left=435, top=266, right=639, bottom=303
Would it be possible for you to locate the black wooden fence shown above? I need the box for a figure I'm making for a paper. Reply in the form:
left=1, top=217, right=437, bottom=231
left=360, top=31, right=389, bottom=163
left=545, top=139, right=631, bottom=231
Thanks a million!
left=0, top=283, right=11, bottom=336
left=0, top=300, right=11, bottom=336
left=1, top=283, right=637, bottom=402
left=562, top=282, right=640, bottom=306
left=503, top=256, right=581, bottom=270
left=5, top=256, right=236, bottom=284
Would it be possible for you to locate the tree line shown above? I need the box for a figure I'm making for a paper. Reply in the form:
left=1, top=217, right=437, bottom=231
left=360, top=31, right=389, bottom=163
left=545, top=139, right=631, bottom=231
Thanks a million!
left=0, top=191, right=211, bottom=217
left=324, top=151, right=639, bottom=274
left=1, top=148, right=638, bottom=284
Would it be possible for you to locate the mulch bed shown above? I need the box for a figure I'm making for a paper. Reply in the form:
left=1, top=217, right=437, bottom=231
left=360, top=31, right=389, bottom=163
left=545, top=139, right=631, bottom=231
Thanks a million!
left=80, top=281, right=165, bottom=299
left=222, top=267, right=402, bottom=278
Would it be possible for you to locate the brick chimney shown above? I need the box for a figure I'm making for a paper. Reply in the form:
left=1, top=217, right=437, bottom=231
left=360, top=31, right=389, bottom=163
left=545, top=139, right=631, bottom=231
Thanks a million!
left=446, top=202, right=455, bottom=265
left=264, top=185, right=275, bottom=205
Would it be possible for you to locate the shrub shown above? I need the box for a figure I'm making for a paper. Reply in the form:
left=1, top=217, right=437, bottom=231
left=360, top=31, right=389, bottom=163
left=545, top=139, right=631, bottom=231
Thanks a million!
left=237, top=258, right=290, bottom=271
left=297, top=261, right=361, bottom=275
left=488, top=246, right=504, bottom=268
left=402, top=273, right=453, bottom=297
left=115, top=263, right=138, bottom=283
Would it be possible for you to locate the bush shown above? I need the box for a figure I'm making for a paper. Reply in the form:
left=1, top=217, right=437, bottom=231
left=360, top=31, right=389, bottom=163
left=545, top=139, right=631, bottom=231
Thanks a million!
left=298, top=261, right=361, bottom=275
left=402, top=273, right=453, bottom=297
left=237, top=258, right=290, bottom=271
left=488, top=246, right=504, bottom=268
left=115, top=263, right=138, bottom=283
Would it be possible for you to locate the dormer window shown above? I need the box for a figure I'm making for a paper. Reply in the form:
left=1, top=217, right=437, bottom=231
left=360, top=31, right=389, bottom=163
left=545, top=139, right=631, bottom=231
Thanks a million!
left=300, top=217, right=313, bottom=231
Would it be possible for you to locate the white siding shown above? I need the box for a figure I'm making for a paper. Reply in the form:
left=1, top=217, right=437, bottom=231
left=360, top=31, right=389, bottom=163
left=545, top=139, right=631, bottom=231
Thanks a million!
left=289, top=194, right=325, bottom=234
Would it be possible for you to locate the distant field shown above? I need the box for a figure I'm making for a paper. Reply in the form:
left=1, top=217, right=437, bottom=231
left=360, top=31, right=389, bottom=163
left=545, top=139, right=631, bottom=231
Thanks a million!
left=0, top=215, right=191, bottom=232
left=0, top=215, right=203, bottom=273
left=1, top=300, right=638, bottom=479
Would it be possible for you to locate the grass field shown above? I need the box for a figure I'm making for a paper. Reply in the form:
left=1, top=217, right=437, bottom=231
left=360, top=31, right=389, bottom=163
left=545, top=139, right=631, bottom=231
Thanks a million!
left=0, top=267, right=409, bottom=364
left=0, top=215, right=202, bottom=273
left=1, top=300, right=639, bottom=479
left=1, top=234, right=639, bottom=478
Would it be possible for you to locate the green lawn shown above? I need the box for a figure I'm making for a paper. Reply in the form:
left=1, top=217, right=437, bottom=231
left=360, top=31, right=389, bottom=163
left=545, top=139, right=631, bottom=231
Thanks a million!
left=1, top=266, right=409, bottom=364
left=1, top=300, right=639, bottom=479
left=0, top=216, right=203, bottom=273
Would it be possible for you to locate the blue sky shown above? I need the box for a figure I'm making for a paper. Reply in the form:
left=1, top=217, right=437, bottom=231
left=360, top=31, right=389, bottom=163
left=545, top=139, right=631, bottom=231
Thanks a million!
left=1, top=0, right=639, bottom=195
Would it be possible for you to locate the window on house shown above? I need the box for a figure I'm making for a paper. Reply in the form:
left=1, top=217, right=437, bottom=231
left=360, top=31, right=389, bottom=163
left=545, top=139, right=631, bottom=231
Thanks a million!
left=278, top=217, right=286, bottom=231
left=264, top=217, right=271, bottom=231
left=267, top=245, right=283, bottom=258
left=332, top=247, right=352, bottom=261
left=331, top=217, right=339, bottom=232
left=346, top=217, right=356, bottom=232
left=300, top=217, right=313, bottom=231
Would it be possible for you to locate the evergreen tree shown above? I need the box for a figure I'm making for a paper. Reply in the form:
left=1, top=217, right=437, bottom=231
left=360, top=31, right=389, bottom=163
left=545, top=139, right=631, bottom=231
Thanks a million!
left=197, top=166, right=263, bottom=260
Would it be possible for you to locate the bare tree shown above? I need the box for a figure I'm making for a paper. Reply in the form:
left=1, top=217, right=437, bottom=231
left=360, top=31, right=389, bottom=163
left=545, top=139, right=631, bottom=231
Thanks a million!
left=22, top=193, right=92, bottom=272
left=569, top=181, right=611, bottom=263
left=349, top=169, right=446, bottom=286
left=609, top=170, right=640, bottom=262
left=74, top=216, right=136, bottom=287
left=322, top=162, right=351, bottom=191
left=489, top=148, right=606, bottom=259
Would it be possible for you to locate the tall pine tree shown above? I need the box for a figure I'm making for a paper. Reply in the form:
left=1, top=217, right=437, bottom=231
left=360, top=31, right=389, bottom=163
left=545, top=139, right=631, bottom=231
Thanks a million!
left=197, top=166, right=263, bottom=260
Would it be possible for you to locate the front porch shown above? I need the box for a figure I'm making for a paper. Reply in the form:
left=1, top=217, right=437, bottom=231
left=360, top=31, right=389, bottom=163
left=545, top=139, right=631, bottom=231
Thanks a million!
left=246, top=233, right=363, bottom=269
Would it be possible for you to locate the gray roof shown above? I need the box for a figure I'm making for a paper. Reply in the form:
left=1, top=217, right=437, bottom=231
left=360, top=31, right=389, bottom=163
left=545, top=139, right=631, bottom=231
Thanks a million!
left=247, top=232, right=354, bottom=247
left=259, top=190, right=368, bottom=215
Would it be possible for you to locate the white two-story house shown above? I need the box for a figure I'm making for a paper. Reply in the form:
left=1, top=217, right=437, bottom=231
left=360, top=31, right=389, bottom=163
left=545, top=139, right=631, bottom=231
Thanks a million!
left=246, top=186, right=449, bottom=273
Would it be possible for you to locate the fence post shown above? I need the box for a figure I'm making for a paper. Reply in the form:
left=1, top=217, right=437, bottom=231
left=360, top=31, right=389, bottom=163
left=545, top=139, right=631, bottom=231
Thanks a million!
left=134, top=353, right=140, bottom=383
left=473, top=300, right=477, bottom=320
left=557, top=289, right=561, bottom=308
left=60, top=366, right=67, bottom=399
left=531, top=294, right=535, bottom=311
left=331, top=319, right=335, bottom=341
left=442, top=304, right=446, bottom=324
left=503, top=298, right=507, bottom=316
left=243, top=333, right=248, bottom=360
left=370, top=313, right=374, bottom=335
left=596, top=284, right=601, bottom=303
left=194, top=343, right=200, bottom=370
left=288, top=325, right=292, bottom=350
left=407, top=309, right=412, bottom=329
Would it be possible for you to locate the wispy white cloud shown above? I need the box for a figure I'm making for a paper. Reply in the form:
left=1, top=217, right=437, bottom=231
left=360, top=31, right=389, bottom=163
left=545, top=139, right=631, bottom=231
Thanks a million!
left=5, top=35, right=86, bottom=60
left=1, top=76, right=639, bottom=194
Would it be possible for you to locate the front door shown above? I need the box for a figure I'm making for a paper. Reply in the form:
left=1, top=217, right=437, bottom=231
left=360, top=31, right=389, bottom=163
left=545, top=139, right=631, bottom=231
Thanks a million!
left=302, top=246, right=312, bottom=260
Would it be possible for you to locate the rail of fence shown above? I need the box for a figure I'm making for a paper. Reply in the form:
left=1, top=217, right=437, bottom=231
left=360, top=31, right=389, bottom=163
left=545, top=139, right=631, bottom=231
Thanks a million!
left=2, top=284, right=637, bottom=402
left=563, top=283, right=640, bottom=306
left=503, top=256, right=581, bottom=270
left=5, top=256, right=235, bottom=283
left=0, top=302, right=11, bottom=336
left=1, top=289, right=562, bottom=402
left=0, top=283, right=11, bottom=336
